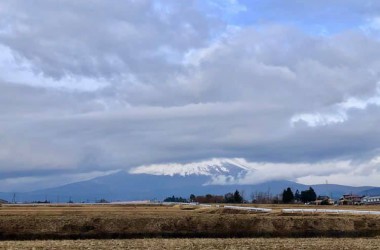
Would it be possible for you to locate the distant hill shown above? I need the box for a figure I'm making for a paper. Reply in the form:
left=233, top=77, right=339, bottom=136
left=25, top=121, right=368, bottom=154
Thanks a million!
left=359, top=188, right=380, bottom=196
left=1, top=172, right=376, bottom=203
left=311, top=184, right=373, bottom=198
left=0, top=198, right=9, bottom=204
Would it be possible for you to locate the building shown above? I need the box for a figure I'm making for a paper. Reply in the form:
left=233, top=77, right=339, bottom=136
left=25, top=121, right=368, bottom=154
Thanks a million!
left=361, top=196, right=380, bottom=205
left=339, top=194, right=364, bottom=205
left=314, top=196, right=335, bottom=205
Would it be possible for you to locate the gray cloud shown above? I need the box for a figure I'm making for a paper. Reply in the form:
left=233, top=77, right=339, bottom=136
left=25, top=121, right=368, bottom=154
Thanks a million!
left=0, top=0, right=219, bottom=84
left=1, top=0, right=380, bottom=189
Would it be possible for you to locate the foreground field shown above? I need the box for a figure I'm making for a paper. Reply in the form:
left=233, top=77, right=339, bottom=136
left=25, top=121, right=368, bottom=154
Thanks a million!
left=1, top=238, right=380, bottom=250
left=1, top=204, right=380, bottom=239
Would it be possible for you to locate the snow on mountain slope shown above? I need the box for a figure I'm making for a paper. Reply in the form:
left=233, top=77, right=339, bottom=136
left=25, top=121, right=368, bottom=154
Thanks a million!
left=129, top=158, right=254, bottom=177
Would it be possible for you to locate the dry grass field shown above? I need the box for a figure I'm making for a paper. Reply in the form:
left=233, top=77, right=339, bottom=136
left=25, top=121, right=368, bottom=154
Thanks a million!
left=231, top=203, right=380, bottom=212
left=0, top=204, right=380, bottom=240
left=1, top=238, right=380, bottom=250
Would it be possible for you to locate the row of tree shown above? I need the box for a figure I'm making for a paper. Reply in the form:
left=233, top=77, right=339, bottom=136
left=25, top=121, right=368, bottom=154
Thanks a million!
left=163, top=196, right=188, bottom=202
left=192, top=191, right=244, bottom=203
left=165, top=187, right=318, bottom=204
left=282, top=187, right=317, bottom=203
left=165, top=190, right=244, bottom=204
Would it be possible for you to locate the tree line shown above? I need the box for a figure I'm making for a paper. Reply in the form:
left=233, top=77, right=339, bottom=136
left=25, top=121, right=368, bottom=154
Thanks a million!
left=165, top=187, right=319, bottom=204
left=164, top=190, right=244, bottom=204
left=282, top=187, right=317, bottom=203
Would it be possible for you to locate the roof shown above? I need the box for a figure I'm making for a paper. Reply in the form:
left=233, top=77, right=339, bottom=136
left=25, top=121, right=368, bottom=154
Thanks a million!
left=363, top=196, right=380, bottom=199
left=341, top=194, right=364, bottom=199
left=343, top=194, right=362, bottom=197
left=317, top=196, right=330, bottom=199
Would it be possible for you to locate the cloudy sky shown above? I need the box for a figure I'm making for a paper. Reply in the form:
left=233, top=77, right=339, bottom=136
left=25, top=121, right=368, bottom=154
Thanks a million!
left=1, top=0, right=380, bottom=191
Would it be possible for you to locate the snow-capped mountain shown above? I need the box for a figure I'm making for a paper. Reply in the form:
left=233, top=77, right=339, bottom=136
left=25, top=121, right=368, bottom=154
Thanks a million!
left=1, top=157, right=378, bottom=202
left=129, top=158, right=253, bottom=178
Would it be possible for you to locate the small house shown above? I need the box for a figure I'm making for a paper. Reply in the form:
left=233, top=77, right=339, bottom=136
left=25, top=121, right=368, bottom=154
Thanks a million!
left=314, top=196, right=334, bottom=205
left=339, top=194, right=364, bottom=205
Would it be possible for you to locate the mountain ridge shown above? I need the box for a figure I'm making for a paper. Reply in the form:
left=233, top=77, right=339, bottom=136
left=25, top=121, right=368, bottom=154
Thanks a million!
left=0, top=169, right=377, bottom=203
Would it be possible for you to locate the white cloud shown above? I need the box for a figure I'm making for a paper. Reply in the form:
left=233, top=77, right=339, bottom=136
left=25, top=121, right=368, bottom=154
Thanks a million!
left=291, top=83, right=380, bottom=127
left=225, top=157, right=380, bottom=187
left=0, top=45, right=109, bottom=92
left=129, top=156, right=380, bottom=187
left=361, top=17, right=380, bottom=34
left=297, top=156, right=380, bottom=186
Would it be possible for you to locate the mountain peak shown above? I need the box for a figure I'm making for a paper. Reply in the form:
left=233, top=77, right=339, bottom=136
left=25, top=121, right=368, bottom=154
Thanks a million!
left=129, top=158, right=253, bottom=177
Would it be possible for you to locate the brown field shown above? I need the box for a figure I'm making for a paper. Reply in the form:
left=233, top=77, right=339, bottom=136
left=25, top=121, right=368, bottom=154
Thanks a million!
left=229, top=203, right=380, bottom=211
left=1, top=238, right=380, bottom=250
left=1, top=204, right=380, bottom=240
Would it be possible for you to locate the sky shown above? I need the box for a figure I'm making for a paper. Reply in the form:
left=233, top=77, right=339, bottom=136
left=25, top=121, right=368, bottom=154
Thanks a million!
left=1, top=0, right=380, bottom=191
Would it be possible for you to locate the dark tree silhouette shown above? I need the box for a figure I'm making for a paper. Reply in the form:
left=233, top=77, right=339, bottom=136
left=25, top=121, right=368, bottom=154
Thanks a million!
left=233, top=190, right=243, bottom=203
left=224, top=192, right=234, bottom=203
left=300, top=187, right=317, bottom=203
left=282, top=187, right=294, bottom=203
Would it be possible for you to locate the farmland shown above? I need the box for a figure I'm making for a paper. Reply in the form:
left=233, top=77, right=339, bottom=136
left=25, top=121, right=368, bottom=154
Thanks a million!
left=1, top=238, right=380, bottom=250
left=1, top=203, right=380, bottom=241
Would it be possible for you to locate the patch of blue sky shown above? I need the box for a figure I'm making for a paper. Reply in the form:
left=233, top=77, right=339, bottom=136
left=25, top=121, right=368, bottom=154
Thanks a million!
left=199, top=0, right=376, bottom=36
left=196, top=0, right=247, bottom=23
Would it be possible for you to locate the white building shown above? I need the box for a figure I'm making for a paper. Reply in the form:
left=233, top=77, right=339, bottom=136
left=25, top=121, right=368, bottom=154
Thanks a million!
left=362, top=196, right=380, bottom=205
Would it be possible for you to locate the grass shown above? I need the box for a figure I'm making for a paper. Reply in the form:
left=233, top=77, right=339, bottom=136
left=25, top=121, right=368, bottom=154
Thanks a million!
left=1, top=238, right=380, bottom=249
left=0, top=204, right=380, bottom=240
